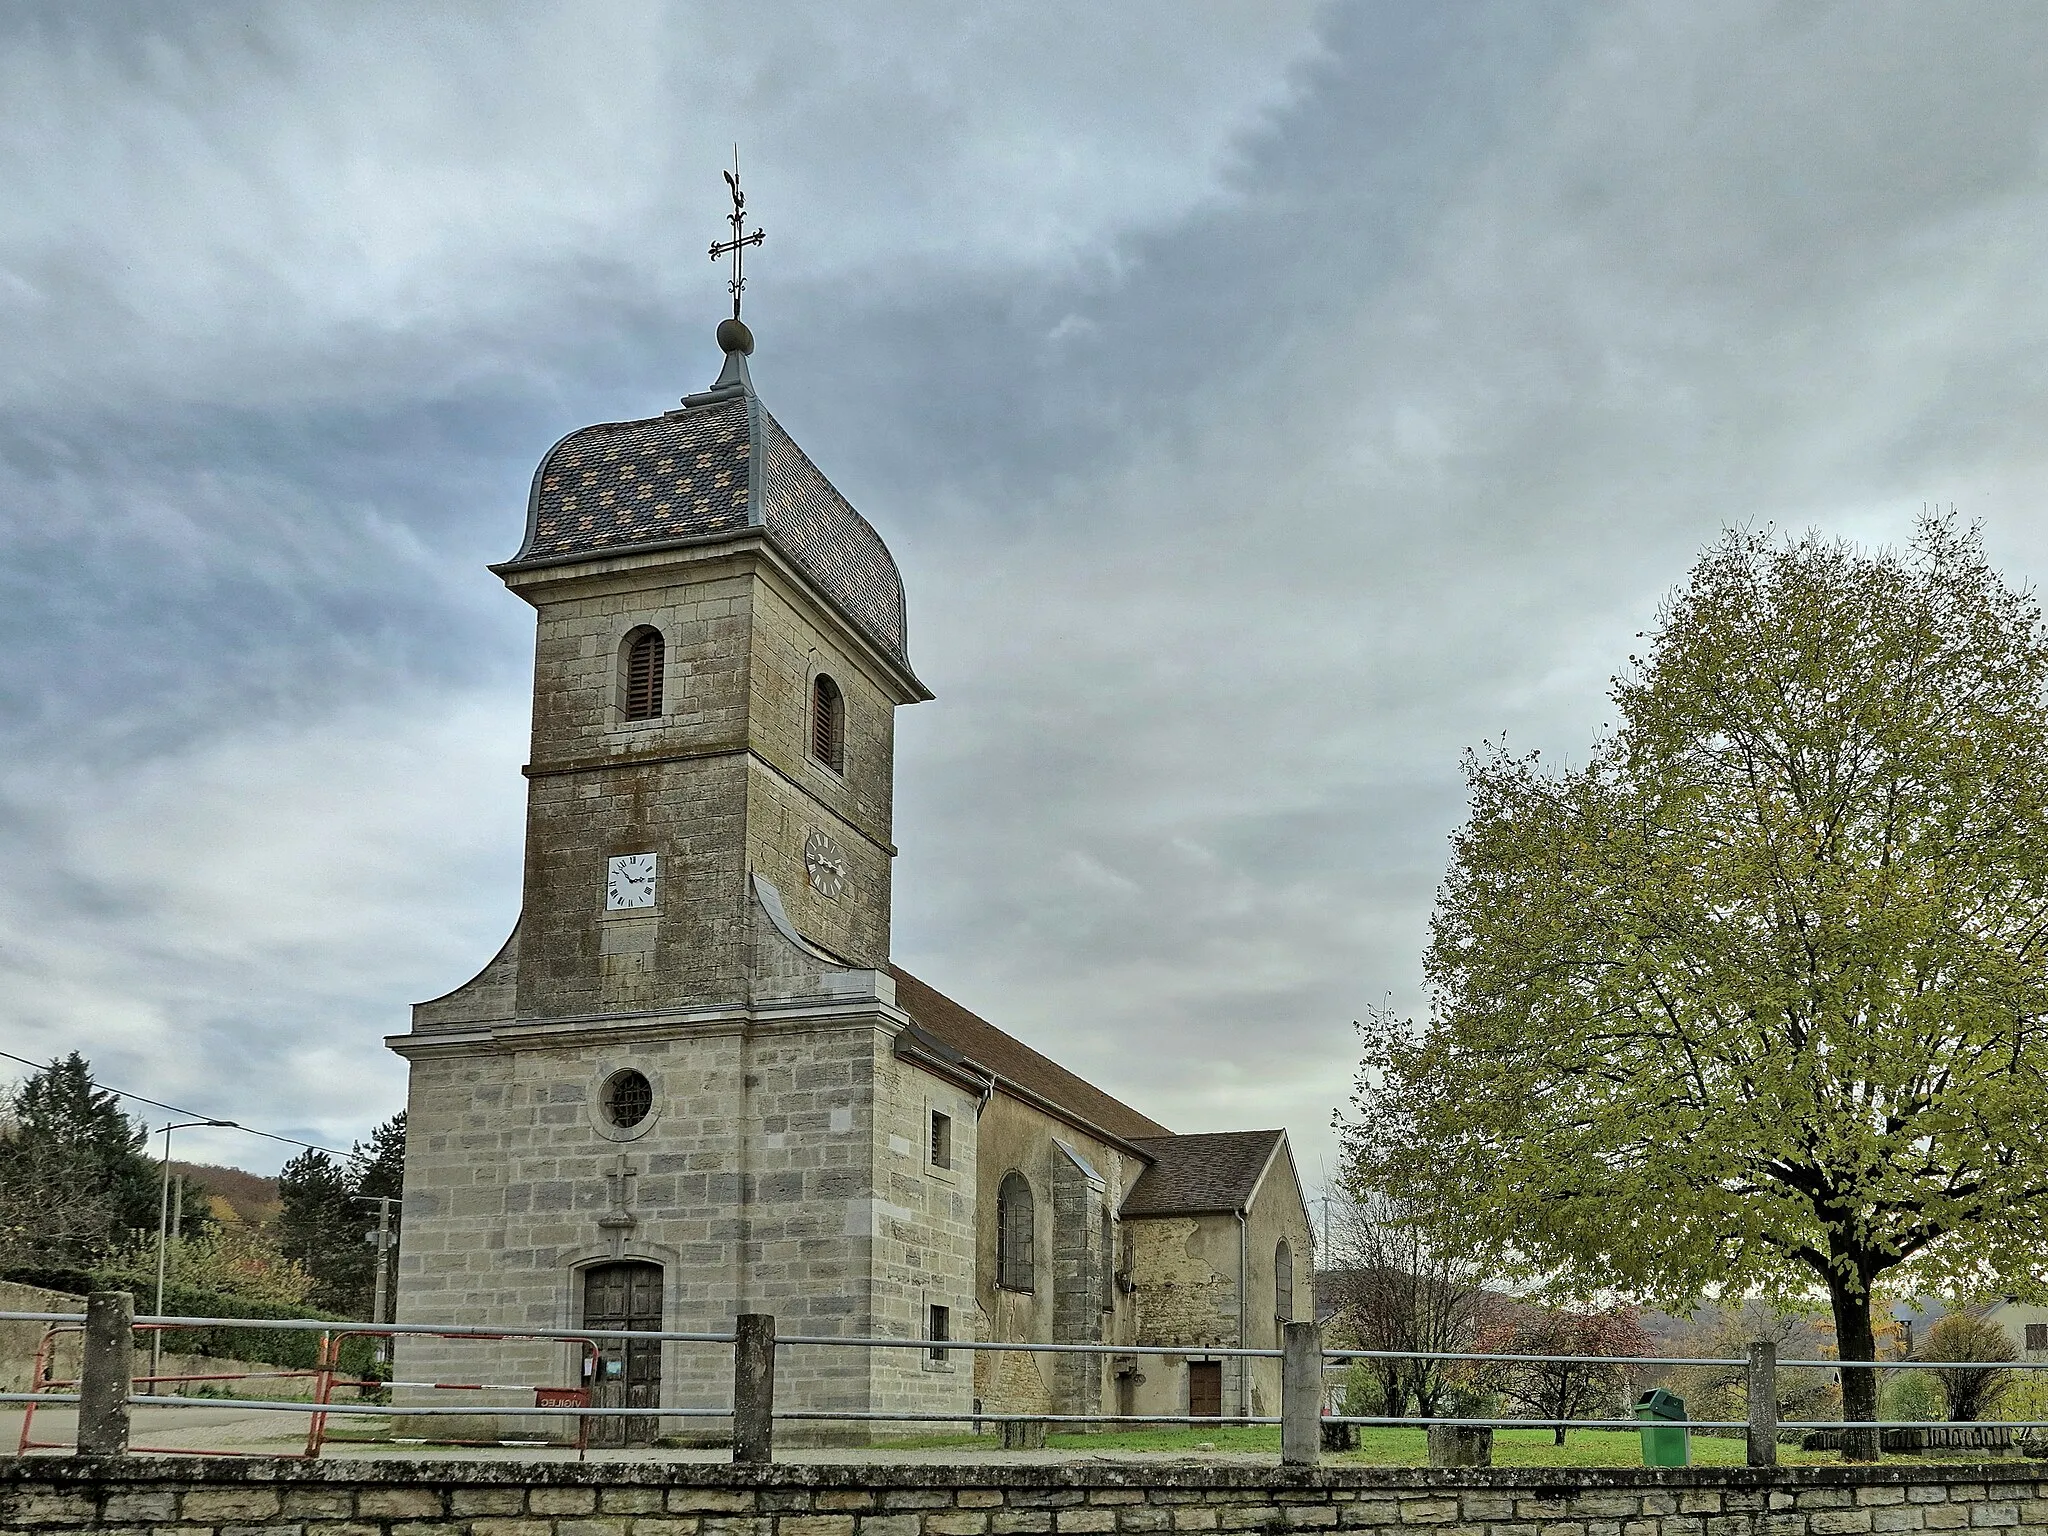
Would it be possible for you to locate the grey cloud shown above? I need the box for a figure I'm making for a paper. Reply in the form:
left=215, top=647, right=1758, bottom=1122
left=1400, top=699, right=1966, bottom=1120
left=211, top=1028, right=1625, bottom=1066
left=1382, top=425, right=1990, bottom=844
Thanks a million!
left=7, top=1, right=2048, bottom=1189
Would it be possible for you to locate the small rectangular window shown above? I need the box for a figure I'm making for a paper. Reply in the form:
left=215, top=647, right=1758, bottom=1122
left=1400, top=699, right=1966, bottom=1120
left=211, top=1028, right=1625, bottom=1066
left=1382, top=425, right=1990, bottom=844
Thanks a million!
left=2027, top=1323, right=2047, bottom=1352
left=929, top=1304, right=950, bottom=1363
left=929, top=1110, right=952, bottom=1169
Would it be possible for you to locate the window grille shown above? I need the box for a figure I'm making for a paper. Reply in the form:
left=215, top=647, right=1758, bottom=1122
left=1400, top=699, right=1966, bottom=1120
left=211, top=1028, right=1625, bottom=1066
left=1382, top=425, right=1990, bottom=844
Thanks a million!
left=811, top=674, right=845, bottom=771
left=929, top=1111, right=952, bottom=1169
left=623, top=630, right=664, bottom=720
left=928, top=1304, right=950, bottom=1363
left=2029, top=1323, right=2048, bottom=1352
left=604, top=1070, right=654, bottom=1128
left=996, top=1172, right=1035, bottom=1291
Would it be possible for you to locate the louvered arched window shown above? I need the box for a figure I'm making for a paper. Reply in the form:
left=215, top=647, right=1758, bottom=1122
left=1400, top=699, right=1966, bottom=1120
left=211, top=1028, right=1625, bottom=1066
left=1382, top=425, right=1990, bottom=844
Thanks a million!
left=996, top=1171, right=1035, bottom=1291
left=1274, top=1239, right=1294, bottom=1325
left=811, top=674, right=845, bottom=771
left=623, top=629, right=664, bottom=721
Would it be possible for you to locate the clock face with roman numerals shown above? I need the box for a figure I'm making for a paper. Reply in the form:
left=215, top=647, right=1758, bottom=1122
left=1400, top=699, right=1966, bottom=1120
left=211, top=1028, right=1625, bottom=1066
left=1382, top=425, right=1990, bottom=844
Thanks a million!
left=605, top=852, right=658, bottom=910
left=804, top=830, right=848, bottom=899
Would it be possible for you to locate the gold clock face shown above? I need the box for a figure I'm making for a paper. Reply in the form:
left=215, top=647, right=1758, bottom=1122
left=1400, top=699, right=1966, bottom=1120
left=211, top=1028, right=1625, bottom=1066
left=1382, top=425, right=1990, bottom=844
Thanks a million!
left=803, top=830, right=848, bottom=899
left=605, top=852, right=658, bottom=910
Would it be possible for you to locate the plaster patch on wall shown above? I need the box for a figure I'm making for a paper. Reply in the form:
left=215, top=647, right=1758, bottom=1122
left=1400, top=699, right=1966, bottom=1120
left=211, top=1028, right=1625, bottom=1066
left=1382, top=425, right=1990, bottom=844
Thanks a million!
left=844, top=1196, right=916, bottom=1237
left=1128, top=1217, right=1236, bottom=1350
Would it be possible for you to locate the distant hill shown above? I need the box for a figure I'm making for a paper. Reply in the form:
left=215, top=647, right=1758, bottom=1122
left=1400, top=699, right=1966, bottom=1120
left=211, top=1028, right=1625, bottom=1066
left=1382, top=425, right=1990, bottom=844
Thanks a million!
left=170, top=1162, right=280, bottom=1225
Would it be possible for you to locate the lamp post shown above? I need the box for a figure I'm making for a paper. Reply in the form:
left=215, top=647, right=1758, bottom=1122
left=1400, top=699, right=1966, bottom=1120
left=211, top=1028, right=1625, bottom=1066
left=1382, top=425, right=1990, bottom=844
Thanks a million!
left=150, top=1119, right=236, bottom=1390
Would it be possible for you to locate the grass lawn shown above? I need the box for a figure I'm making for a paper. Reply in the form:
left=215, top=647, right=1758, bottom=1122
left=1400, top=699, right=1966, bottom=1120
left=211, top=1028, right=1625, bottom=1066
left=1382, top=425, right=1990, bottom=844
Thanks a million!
left=1335, top=1428, right=1835, bottom=1468
left=880, top=1426, right=1839, bottom=1466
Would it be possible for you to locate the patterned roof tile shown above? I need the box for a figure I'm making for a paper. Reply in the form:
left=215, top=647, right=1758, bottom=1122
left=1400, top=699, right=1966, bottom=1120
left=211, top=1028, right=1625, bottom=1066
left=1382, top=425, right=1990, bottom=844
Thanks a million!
left=508, top=390, right=911, bottom=672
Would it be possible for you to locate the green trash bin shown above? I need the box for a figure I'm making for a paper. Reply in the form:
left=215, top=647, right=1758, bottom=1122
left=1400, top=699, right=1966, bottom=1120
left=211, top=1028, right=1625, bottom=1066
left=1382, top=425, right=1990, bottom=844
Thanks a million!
left=1635, top=1387, right=1690, bottom=1467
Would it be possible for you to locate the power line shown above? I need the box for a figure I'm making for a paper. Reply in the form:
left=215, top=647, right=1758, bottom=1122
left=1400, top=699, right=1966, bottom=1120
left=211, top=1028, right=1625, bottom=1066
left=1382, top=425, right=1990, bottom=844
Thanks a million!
left=0, top=1048, right=352, bottom=1159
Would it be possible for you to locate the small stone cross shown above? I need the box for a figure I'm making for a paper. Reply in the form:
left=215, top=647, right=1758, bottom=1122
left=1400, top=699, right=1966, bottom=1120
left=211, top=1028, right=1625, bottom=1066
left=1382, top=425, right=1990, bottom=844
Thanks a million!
left=598, top=1152, right=639, bottom=1257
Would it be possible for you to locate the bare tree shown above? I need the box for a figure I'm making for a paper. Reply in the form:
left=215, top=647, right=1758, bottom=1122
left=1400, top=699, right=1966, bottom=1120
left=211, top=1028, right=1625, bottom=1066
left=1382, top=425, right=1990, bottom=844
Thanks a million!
left=1660, top=1301, right=1838, bottom=1432
left=1322, top=1185, right=1491, bottom=1418
left=0, top=1113, right=119, bottom=1274
left=1472, top=1302, right=1647, bottom=1445
left=1917, top=1314, right=2016, bottom=1422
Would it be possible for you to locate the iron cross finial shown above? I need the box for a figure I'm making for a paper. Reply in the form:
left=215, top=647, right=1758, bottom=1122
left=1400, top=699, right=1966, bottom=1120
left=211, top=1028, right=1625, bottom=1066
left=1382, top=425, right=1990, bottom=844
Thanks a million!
left=709, top=147, right=765, bottom=321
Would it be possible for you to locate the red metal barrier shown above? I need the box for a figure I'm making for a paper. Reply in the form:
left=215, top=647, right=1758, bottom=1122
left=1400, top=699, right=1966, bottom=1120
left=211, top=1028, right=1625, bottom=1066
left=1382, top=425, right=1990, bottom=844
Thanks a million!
left=306, top=1328, right=598, bottom=1461
left=17, top=1324, right=330, bottom=1458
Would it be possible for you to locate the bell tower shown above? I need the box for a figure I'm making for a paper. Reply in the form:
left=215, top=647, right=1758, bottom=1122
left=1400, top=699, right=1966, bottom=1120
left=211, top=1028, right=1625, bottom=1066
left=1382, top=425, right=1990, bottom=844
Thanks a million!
left=492, top=314, right=929, bottom=1021
left=388, top=277, right=972, bottom=1441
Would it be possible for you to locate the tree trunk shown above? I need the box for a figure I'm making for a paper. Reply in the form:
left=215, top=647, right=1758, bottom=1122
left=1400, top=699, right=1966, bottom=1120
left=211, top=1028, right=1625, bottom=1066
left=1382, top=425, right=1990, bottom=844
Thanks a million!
left=1552, top=1425, right=1566, bottom=1446
left=1827, top=1278, right=1881, bottom=1462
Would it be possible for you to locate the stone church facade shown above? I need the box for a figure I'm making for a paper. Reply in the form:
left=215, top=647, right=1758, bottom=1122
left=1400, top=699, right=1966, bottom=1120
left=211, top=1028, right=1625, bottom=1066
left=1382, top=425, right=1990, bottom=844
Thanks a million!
left=387, top=322, right=1314, bottom=1442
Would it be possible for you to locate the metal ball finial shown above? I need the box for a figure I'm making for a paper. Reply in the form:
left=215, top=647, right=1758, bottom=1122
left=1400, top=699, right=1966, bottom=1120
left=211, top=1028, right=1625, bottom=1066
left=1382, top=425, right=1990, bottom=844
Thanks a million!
left=717, top=317, right=755, bottom=356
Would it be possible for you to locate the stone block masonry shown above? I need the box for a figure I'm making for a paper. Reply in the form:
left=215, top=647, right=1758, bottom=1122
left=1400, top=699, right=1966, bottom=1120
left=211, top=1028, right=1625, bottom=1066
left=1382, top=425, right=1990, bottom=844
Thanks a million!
left=5, top=1457, right=2046, bottom=1536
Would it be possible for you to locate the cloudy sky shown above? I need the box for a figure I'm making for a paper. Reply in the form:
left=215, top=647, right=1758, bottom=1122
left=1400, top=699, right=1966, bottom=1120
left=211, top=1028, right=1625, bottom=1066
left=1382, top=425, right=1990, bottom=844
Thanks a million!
left=4, top=2, right=2048, bottom=1185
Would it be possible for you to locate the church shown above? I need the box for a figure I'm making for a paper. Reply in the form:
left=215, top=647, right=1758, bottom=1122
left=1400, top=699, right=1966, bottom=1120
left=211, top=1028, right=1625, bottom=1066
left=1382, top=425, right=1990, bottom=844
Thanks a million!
left=386, top=290, right=1315, bottom=1444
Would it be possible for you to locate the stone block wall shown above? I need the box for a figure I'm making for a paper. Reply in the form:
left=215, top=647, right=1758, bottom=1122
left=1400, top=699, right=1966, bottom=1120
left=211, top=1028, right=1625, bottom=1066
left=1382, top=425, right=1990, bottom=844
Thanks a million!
left=1050, top=1147, right=1107, bottom=1417
left=4, top=1457, right=2045, bottom=1536
left=497, top=541, right=907, bottom=1020
left=859, top=1051, right=977, bottom=1428
left=393, top=998, right=976, bottom=1441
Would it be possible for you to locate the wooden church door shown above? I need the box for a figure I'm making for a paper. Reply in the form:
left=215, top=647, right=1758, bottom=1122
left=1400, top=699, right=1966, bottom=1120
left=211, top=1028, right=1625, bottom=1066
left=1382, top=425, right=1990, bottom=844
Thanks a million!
left=1188, top=1360, right=1223, bottom=1418
left=582, top=1261, right=663, bottom=1446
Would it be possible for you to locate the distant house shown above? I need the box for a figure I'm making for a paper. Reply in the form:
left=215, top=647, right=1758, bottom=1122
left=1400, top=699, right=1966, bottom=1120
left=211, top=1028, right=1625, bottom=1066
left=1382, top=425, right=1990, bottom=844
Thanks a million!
left=1971, top=1301, right=2048, bottom=1360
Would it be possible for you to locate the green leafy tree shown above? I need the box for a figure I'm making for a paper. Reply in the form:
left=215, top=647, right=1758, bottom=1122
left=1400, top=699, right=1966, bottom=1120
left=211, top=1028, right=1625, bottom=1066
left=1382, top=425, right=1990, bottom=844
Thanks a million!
left=275, top=1112, right=404, bottom=1318
left=1343, top=519, right=2048, bottom=1457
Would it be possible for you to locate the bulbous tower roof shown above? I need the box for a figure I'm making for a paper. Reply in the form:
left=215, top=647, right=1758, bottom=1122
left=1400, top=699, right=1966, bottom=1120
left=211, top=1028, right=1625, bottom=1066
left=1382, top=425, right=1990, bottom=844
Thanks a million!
left=499, top=334, right=917, bottom=681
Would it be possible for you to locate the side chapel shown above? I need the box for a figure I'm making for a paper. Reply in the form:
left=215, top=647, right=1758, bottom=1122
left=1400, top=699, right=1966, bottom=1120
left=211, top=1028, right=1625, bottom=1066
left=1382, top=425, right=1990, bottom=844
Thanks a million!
left=387, top=306, right=1314, bottom=1443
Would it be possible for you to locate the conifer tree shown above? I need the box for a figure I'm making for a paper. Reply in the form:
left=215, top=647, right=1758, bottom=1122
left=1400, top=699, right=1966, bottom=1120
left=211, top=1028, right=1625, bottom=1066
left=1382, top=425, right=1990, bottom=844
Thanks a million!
left=0, top=1053, right=165, bottom=1270
left=275, top=1112, right=404, bottom=1317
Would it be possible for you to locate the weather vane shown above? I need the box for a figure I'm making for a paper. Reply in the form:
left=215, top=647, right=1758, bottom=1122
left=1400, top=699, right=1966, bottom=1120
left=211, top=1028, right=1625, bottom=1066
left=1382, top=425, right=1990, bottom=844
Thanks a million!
left=709, top=148, right=765, bottom=321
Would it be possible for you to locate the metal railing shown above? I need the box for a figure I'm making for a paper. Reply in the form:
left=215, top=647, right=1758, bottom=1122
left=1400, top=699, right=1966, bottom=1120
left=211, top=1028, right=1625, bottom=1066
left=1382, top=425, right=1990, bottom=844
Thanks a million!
left=7, top=1297, right=2046, bottom=1466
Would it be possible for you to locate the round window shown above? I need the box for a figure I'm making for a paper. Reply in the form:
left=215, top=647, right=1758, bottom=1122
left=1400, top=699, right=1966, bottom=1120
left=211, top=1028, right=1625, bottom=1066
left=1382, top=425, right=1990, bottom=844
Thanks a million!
left=603, top=1070, right=654, bottom=1129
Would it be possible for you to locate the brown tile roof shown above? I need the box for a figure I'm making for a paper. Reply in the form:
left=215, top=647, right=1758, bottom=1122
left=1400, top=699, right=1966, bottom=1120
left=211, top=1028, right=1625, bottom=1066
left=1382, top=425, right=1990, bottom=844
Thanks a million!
left=888, top=967, right=1172, bottom=1143
left=1118, top=1130, right=1286, bottom=1217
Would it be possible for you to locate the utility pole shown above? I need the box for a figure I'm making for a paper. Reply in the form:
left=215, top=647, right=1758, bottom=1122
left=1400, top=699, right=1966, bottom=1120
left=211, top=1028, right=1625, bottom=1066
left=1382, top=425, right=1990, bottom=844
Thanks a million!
left=357, top=1195, right=401, bottom=1361
left=150, top=1119, right=236, bottom=1390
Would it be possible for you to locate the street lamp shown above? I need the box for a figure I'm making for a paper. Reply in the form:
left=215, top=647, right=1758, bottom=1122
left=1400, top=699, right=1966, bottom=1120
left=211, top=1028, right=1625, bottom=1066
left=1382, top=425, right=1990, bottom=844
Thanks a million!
left=150, top=1119, right=237, bottom=1390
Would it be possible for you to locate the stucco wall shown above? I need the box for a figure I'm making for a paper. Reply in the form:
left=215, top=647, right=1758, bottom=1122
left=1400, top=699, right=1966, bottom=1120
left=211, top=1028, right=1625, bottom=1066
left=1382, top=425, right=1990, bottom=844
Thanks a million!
left=1121, top=1147, right=1314, bottom=1424
left=0, top=1282, right=323, bottom=1402
left=970, top=1095, right=1139, bottom=1418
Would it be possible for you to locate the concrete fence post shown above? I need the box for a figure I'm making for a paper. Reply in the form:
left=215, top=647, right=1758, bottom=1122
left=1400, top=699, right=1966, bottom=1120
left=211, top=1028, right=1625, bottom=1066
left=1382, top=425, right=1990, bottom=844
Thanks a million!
left=1746, top=1340, right=1778, bottom=1468
left=732, top=1313, right=776, bottom=1465
left=1280, top=1320, right=1322, bottom=1467
left=77, top=1291, right=134, bottom=1456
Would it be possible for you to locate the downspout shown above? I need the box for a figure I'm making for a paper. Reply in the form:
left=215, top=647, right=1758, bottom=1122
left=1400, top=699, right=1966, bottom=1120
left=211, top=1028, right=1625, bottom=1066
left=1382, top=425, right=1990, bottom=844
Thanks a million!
left=1236, top=1209, right=1249, bottom=1419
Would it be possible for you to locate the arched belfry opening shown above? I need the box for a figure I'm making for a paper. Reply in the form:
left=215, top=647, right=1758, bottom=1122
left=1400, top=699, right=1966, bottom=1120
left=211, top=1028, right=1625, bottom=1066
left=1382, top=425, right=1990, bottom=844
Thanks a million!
left=621, top=628, right=664, bottom=721
left=811, top=673, right=845, bottom=771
